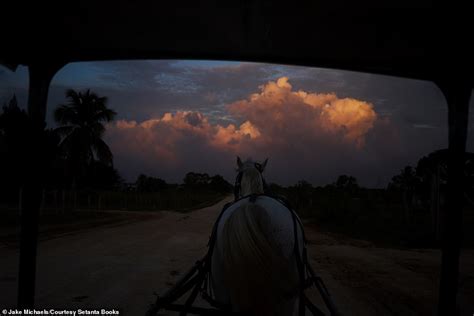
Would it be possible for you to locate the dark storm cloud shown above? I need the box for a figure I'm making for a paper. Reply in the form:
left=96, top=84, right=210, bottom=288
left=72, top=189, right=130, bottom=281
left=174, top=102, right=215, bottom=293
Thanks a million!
left=45, top=61, right=279, bottom=127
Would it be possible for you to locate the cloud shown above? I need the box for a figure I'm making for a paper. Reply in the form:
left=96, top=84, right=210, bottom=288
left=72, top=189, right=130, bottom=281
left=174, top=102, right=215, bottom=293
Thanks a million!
left=228, top=77, right=377, bottom=147
left=106, top=77, right=380, bottom=184
left=106, top=110, right=262, bottom=181
left=0, top=61, right=452, bottom=186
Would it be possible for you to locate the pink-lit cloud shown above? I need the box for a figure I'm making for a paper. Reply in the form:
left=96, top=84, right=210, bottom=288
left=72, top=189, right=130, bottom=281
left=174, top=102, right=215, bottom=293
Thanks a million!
left=106, top=77, right=380, bottom=184
left=228, top=77, right=377, bottom=147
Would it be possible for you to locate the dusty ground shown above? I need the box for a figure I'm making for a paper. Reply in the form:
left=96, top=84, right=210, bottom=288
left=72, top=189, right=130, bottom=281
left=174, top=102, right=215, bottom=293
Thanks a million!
left=1, top=196, right=473, bottom=315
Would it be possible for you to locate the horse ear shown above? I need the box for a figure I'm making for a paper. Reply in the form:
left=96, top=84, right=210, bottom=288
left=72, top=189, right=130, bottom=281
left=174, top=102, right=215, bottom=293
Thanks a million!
left=237, top=156, right=243, bottom=169
left=261, top=158, right=268, bottom=171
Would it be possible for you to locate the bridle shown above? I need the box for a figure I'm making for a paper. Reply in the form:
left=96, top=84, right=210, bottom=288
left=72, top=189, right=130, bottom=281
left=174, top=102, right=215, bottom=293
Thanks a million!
left=233, top=162, right=270, bottom=201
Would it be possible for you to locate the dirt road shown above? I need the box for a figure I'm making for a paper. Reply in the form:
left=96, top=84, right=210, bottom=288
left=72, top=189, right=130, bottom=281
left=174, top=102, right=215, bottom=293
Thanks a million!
left=1, top=196, right=473, bottom=315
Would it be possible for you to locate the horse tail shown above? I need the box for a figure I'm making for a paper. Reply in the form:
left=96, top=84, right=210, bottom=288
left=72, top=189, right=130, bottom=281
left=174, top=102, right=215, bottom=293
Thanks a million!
left=221, top=202, right=299, bottom=315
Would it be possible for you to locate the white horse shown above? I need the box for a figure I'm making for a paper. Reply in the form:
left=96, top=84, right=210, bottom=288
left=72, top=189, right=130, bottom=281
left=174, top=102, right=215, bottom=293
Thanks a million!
left=210, top=157, right=305, bottom=316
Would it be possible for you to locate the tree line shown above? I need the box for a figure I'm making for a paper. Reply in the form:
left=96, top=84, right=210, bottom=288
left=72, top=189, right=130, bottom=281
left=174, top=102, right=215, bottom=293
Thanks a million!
left=1, top=89, right=472, bottom=216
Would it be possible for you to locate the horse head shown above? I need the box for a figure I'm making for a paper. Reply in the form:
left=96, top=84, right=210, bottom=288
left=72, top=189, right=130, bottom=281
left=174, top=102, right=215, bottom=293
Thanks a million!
left=235, top=156, right=269, bottom=199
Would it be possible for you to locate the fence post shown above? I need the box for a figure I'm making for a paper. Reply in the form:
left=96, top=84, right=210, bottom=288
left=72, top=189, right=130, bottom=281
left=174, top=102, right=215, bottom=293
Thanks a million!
left=62, top=190, right=66, bottom=214
left=40, top=189, right=45, bottom=215
left=54, top=190, right=58, bottom=214
left=431, top=164, right=441, bottom=241
left=73, top=190, right=77, bottom=211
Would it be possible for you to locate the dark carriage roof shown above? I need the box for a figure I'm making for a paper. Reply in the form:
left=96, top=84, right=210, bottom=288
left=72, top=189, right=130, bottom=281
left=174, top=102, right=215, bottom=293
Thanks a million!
left=0, top=1, right=472, bottom=84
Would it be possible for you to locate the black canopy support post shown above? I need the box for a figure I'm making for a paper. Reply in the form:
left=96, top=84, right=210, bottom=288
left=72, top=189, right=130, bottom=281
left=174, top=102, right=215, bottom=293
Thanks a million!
left=17, top=62, right=62, bottom=308
left=436, top=77, right=472, bottom=316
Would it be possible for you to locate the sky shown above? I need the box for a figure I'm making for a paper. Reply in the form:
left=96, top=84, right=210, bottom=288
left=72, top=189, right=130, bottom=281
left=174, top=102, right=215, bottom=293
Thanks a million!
left=1, top=60, right=473, bottom=187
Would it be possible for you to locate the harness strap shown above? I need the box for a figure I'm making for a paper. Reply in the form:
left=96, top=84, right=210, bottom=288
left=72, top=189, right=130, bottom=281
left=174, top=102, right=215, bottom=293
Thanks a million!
left=263, top=194, right=338, bottom=315
left=286, top=196, right=306, bottom=316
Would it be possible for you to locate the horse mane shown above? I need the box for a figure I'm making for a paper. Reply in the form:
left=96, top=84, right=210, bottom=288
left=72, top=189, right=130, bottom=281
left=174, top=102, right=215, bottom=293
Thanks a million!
left=241, top=168, right=264, bottom=197
left=221, top=156, right=298, bottom=314
left=237, top=158, right=265, bottom=197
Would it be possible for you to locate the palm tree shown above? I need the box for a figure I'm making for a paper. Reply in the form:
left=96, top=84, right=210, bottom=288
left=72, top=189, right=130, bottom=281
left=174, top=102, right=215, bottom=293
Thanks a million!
left=54, top=89, right=117, bottom=187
